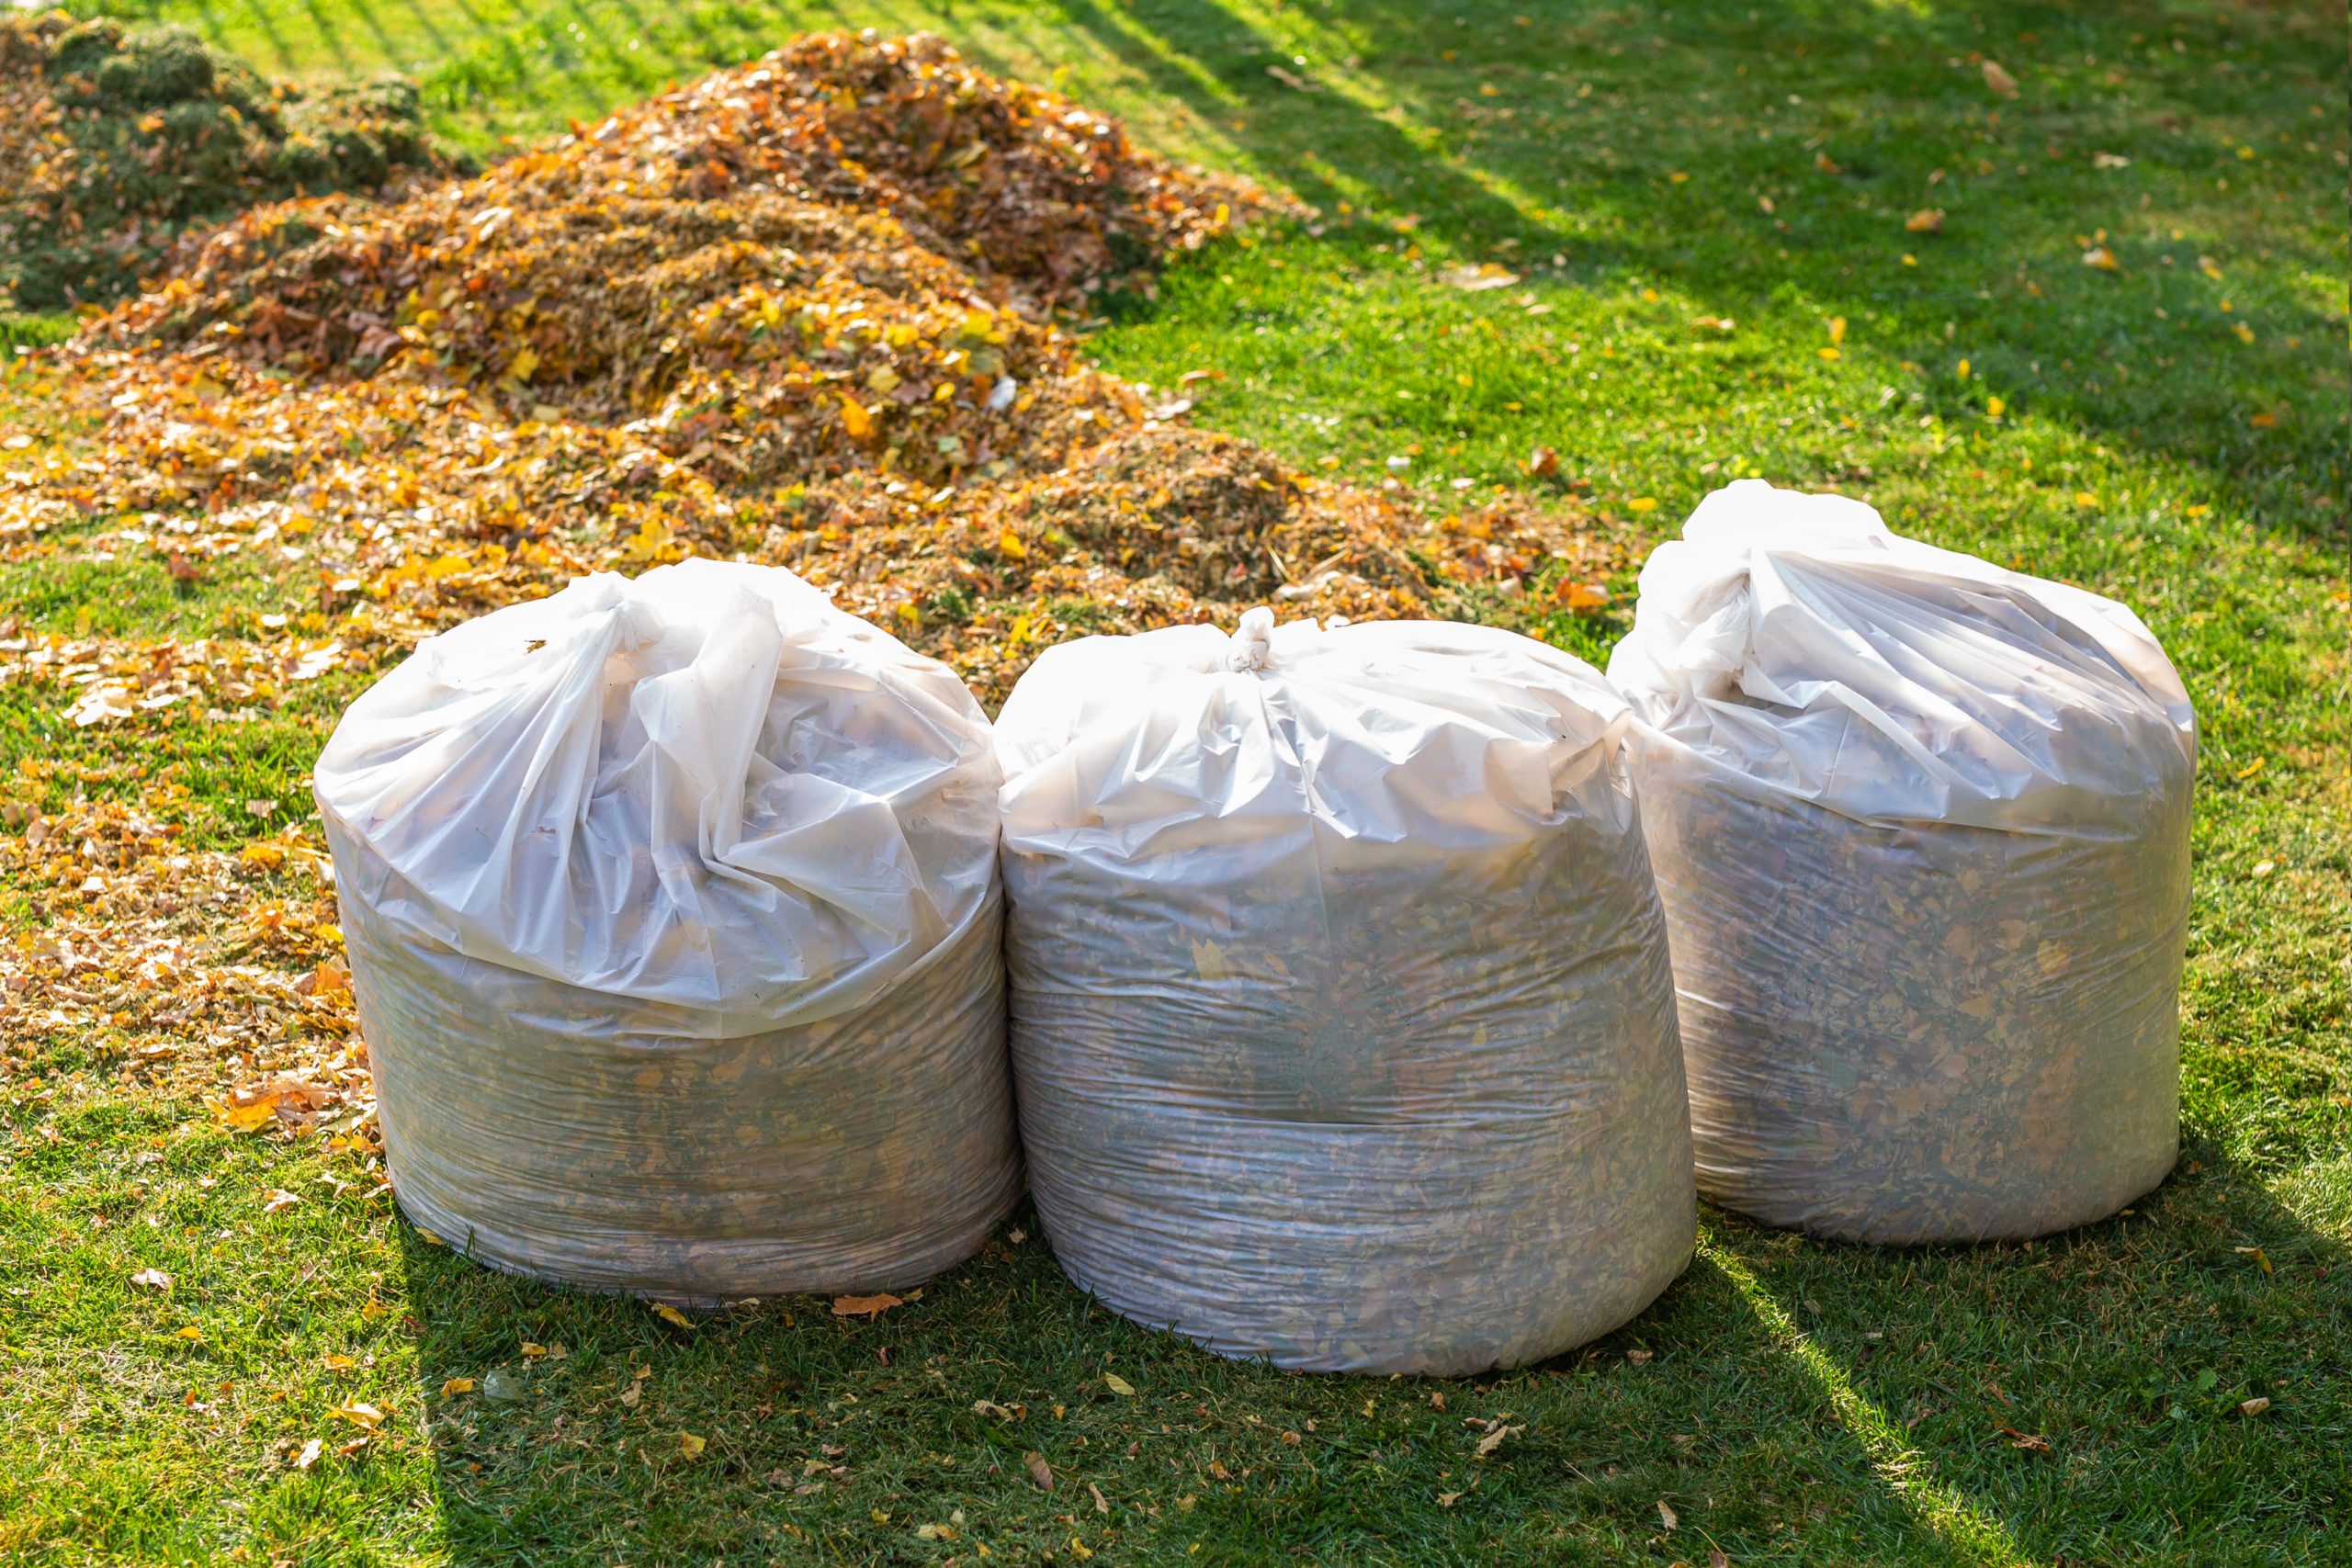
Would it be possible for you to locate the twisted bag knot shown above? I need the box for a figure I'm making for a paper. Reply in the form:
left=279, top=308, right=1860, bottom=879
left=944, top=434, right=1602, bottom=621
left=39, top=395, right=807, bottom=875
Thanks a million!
left=1225, top=605, right=1277, bottom=672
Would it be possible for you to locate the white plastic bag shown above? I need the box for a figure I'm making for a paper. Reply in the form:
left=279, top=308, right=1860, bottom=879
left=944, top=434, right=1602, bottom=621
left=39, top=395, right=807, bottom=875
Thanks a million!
left=1609, top=480, right=2196, bottom=1243
left=997, top=611, right=1694, bottom=1374
left=316, top=559, right=1021, bottom=1301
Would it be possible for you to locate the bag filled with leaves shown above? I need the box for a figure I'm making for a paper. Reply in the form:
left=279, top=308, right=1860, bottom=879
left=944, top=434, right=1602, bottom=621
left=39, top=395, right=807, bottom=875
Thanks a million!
left=996, top=610, right=1695, bottom=1374
left=315, top=558, right=1020, bottom=1301
left=1609, top=480, right=2197, bottom=1244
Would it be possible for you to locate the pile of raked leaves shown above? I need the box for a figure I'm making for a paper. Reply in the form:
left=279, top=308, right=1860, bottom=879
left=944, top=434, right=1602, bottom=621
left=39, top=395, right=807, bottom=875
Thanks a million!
left=0, top=31, right=1612, bottom=1140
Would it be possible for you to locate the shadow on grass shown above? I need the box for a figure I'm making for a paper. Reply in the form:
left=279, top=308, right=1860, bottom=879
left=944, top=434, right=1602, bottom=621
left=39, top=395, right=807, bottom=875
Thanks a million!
left=1043, top=0, right=2346, bottom=537
left=388, top=1148, right=2347, bottom=1563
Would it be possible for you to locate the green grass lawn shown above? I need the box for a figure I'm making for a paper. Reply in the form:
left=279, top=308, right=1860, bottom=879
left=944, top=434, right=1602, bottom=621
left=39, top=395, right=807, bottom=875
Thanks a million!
left=3, top=0, right=2347, bottom=1563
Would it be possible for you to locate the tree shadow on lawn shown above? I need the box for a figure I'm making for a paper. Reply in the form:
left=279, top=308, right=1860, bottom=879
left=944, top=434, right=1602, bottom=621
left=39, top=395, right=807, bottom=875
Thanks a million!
left=388, top=1149, right=2347, bottom=1564
left=1034, top=0, right=2346, bottom=538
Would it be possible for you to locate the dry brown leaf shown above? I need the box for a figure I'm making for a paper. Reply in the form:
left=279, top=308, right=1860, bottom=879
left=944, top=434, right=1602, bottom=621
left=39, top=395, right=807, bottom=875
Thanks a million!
left=831, top=1292, right=903, bottom=1319
left=1024, top=1450, right=1054, bottom=1491
left=1474, top=1422, right=1523, bottom=1457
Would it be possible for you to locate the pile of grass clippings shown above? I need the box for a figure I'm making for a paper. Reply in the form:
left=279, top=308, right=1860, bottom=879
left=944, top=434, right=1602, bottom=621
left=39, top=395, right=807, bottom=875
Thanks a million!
left=7, top=31, right=1611, bottom=714
left=0, top=8, right=447, bottom=311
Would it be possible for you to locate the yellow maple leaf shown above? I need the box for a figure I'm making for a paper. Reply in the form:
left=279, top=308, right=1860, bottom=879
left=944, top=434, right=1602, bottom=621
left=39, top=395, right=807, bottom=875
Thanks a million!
left=212, top=1094, right=281, bottom=1134
left=840, top=394, right=875, bottom=440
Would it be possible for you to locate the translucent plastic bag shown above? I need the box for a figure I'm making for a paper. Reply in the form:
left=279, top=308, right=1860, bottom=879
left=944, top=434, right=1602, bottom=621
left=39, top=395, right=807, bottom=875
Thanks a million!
left=997, top=611, right=1694, bottom=1374
left=316, top=559, right=1021, bottom=1301
left=1608, top=480, right=2197, bottom=1244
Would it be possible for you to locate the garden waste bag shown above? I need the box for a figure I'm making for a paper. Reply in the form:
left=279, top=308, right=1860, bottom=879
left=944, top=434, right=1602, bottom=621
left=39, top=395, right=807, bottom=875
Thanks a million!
left=315, top=559, right=1020, bottom=1301
left=997, top=610, right=1694, bottom=1374
left=1609, top=480, right=2197, bottom=1244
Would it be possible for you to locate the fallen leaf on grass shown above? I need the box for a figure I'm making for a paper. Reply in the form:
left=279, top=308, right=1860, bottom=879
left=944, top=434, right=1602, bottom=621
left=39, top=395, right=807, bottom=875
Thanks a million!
left=1526, top=446, right=1559, bottom=477
left=175, top=1325, right=203, bottom=1341
left=1024, top=1450, right=1054, bottom=1491
left=130, top=1268, right=172, bottom=1292
left=1091, top=1481, right=1111, bottom=1515
left=1441, top=262, right=1520, bottom=292
left=831, top=1292, right=903, bottom=1319
left=1473, top=1421, right=1524, bottom=1458
left=2234, top=1247, right=2274, bottom=1273
left=293, top=1438, right=323, bottom=1472
left=442, top=1378, right=474, bottom=1396
left=1265, top=64, right=1318, bottom=92
left=1983, top=60, right=2018, bottom=96
left=973, top=1399, right=1024, bottom=1422
left=1102, top=1372, right=1136, bottom=1396
left=917, top=1522, right=960, bottom=1540
left=679, top=1431, right=707, bottom=1458
left=331, top=1402, right=388, bottom=1429
left=210, top=1094, right=279, bottom=1134
left=1905, top=209, right=1945, bottom=233
left=1710, top=1550, right=1732, bottom=1567
left=2082, top=246, right=2121, bottom=272
left=263, top=1189, right=302, bottom=1213
left=1994, top=1426, right=2051, bottom=1453
left=1437, top=1490, right=1463, bottom=1507
left=1658, top=1499, right=1679, bottom=1531
left=1624, top=1348, right=1654, bottom=1364
left=1555, top=580, right=1611, bottom=612
left=652, top=1303, right=695, bottom=1329
left=2239, top=1397, right=2271, bottom=1416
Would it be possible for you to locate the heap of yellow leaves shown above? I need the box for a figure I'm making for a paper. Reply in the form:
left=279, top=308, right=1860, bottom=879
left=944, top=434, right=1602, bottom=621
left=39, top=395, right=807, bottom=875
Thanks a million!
left=0, top=31, right=1610, bottom=1125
